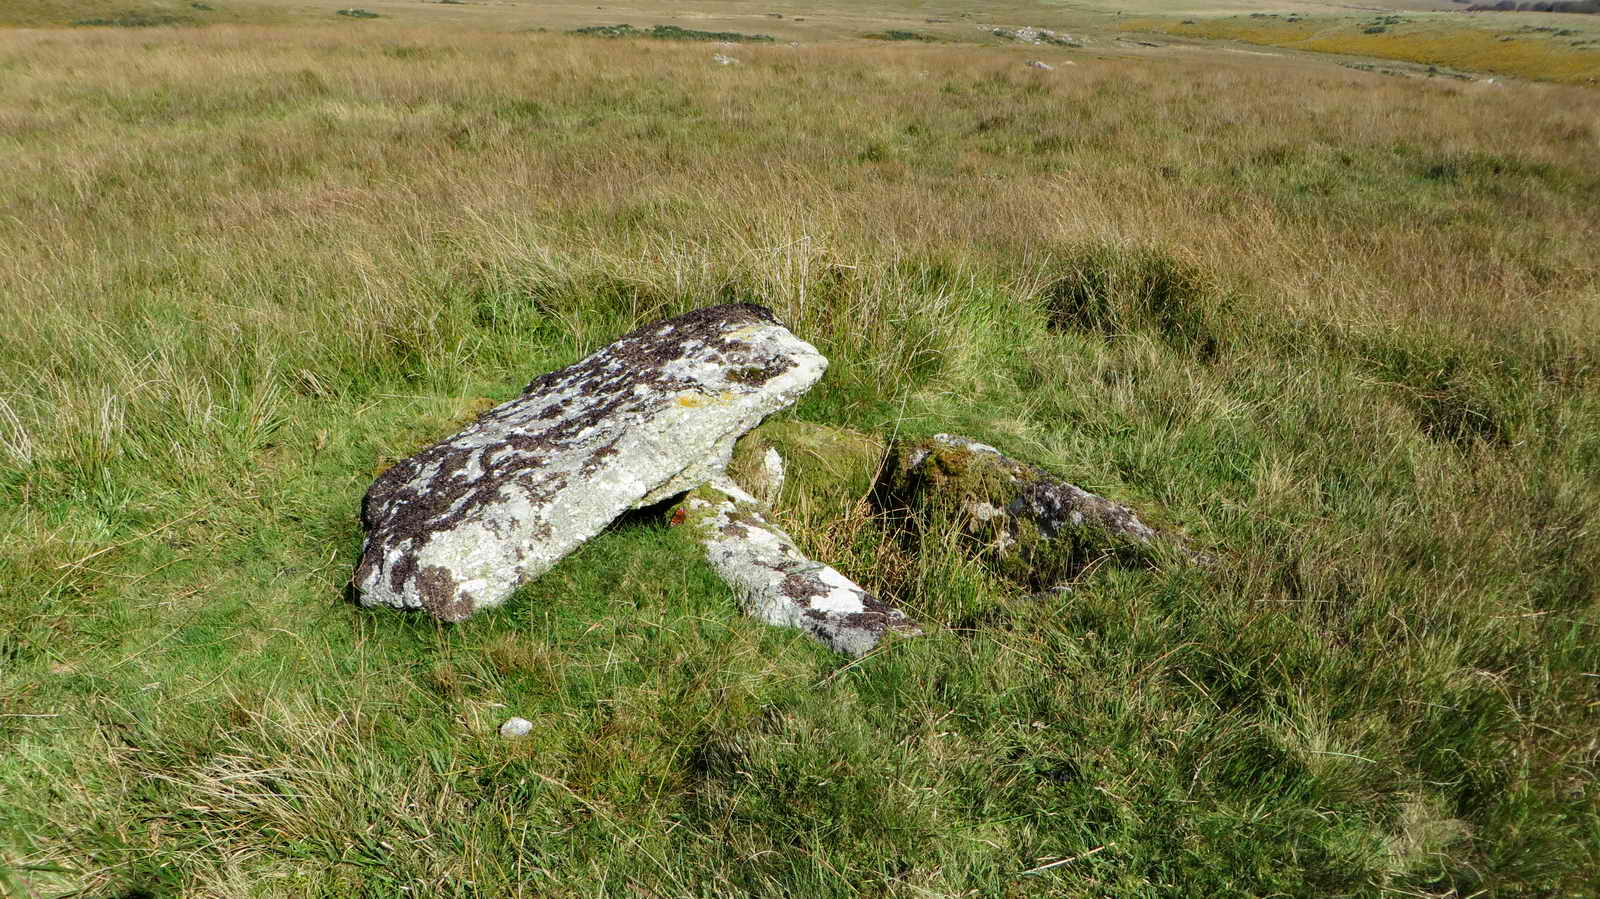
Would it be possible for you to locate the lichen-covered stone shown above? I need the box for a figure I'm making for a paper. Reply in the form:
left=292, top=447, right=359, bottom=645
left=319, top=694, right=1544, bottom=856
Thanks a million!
left=673, top=477, right=920, bottom=656
left=876, top=433, right=1165, bottom=588
left=353, top=303, right=826, bottom=621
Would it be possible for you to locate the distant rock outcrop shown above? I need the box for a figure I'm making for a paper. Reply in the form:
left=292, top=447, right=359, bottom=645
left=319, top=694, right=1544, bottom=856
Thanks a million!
left=352, top=303, right=825, bottom=621
left=988, top=25, right=1083, bottom=47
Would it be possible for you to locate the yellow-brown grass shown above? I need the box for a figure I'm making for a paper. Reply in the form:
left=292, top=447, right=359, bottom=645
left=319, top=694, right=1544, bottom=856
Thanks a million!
left=3, top=26, right=1594, bottom=340
left=1129, top=16, right=1600, bottom=83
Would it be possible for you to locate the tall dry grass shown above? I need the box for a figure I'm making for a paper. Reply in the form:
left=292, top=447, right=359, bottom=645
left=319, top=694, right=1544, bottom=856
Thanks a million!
left=3, top=25, right=1595, bottom=467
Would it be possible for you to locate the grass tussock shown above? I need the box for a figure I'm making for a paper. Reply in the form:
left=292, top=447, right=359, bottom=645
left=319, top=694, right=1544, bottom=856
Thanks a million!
left=0, top=22, right=1597, bottom=896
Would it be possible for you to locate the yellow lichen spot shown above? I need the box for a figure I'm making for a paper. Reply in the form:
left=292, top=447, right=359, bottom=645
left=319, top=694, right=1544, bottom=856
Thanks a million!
left=678, top=391, right=737, bottom=407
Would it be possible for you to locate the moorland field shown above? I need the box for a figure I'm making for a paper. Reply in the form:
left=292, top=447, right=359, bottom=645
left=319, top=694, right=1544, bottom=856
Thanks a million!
left=2, top=0, right=1598, bottom=895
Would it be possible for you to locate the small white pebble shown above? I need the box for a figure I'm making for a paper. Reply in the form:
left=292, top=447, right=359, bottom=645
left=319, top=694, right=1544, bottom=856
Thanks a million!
left=499, top=717, right=533, bottom=739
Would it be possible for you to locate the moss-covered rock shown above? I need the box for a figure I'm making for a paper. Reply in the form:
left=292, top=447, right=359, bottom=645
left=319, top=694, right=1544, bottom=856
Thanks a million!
left=875, top=433, right=1167, bottom=589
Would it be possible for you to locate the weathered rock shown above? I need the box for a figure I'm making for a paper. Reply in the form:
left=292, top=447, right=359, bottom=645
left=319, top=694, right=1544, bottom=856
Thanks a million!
left=353, top=303, right=826, bottom=621
left=673, top=477, right=920, bottom=656
left=1026, top=59, right=1054, bottom=71
left=876, top=433, right=1166, bottom=589
left=499, top=717, right=533, bottom=739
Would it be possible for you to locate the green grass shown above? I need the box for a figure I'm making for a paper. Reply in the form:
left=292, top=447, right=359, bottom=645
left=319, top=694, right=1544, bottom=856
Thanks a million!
left=1, top=19, right=1597, bottom=897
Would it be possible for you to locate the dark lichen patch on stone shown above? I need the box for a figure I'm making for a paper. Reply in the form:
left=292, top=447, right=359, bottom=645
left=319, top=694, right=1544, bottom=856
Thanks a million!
left=726, top=359, right=792, bottom=386
left=417, top=565, right=472, bottom=622
left=579, top=438, right=622, bottom=477
left=388, top=550, right=419, bottom=594
left=839, top=609, right=906, bottom=633
left=780, top=571, right=823, bottom=601
left=771, top=553, right=908, bottom=639
left=522, top=302, right=782, bottom=395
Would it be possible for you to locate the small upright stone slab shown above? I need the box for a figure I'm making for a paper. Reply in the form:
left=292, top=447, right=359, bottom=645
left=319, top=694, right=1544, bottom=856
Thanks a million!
left=353, top=303, right=826, bottom=621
